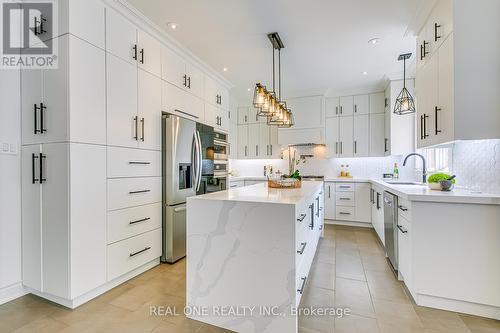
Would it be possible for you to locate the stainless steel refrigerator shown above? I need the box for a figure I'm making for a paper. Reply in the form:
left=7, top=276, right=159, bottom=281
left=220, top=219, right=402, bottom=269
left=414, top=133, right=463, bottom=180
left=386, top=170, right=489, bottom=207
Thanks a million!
left=161, top=113, right=202, bottom=263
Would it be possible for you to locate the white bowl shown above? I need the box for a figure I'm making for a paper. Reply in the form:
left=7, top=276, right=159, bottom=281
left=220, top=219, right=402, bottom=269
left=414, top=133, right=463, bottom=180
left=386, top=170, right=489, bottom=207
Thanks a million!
left=428, top=183, right=441, bottom=190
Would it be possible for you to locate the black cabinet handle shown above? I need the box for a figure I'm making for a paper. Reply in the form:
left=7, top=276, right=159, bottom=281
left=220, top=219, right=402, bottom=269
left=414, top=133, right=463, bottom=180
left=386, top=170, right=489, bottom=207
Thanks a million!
left=133, top=116, right=138, bottom=140
left=297, top=276, right=307, bottom=294
left=339, top=197, right=351, bottom=200
left=376, top=192, right=381, bottom=210
left=129, top=161, right=151, bottom=165
left=336, top=106, right=338, bottom=115
left=40, top=103, right=46, bottom=133
left=183, top=75, right=187, bottom=87
left=354, top=104, right=357, bottom=113
left=34, top=103, right=46, bottom=134
left=434, top=106, right=442, bottom=135
left=340, top=106, right=343, bottom=114
left=397, top=225, right=408, bottom=234
left=34, top=104, right=39, bottom=134
left=370, top=188, right=374, bottom=203
left=398, top=205, right=408, bottom=212
left=434, top=23, right=442, bottom=41
left=129, top=189, right=151, bottom=194
left=139, top=48, right=144, bottom=64
left=339, top=212, right=351, bottom=215
left=39, top=153, right=46, bottom=183
left=340, top=141, right=343, bottom=154
left=132, top=44, right=138, bottom=60
left=129, top=217, right=151, bottom=225
left=309, top=204, right=314, bottom=230
left=384, top=138, right=388, bottom=152
left=316, top=196, right=320, bottom=217
left=129, top=246, right=151, bottom=257
left=423, top=114, right=429, bottom=138
left=420, top=41, right=429, bottom=60
left=328, top=185, right=331, bottom=198
left=140, top=118, right=145, bottom=141
left=297, top=242, right=307, bottom=255
left=335, top=142, right=338, bottom=154
left=420, top=115, right=424, bottom=140
left=187, top=76, right=191, bottom=89
left=354, top=140, right=357, bottom=154
left=32, top=153, right=39, bottom=184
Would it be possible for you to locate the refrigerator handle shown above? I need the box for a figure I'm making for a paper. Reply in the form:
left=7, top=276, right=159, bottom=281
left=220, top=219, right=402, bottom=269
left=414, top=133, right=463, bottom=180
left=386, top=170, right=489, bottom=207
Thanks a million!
left=195, top=130, right=203, bottom=192
left=192, top=132, right=198, bottom=191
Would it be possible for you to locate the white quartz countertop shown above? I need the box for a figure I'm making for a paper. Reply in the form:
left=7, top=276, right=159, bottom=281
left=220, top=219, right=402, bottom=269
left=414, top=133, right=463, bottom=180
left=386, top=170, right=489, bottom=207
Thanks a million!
left=190, top=181, right=323, bottom=204
left=228, top=176, right=267, bottom=182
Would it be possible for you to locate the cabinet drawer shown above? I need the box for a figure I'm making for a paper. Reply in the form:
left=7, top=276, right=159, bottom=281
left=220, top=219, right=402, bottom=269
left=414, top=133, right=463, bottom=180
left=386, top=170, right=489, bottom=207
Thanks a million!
left=397, top=198, right=412, bottom=221
left=107, top=202, right=162, bottom=244
left=335, top=192, right=355, bottom=206
left=107, top=147, right=161, bottom=178
left=336, top=206, right=355, bottom=221
left=335, top=183, right=355, bottom=192
left=107, top=177, right=161, bottom=210
left=107, top=228, right=162, bottom=281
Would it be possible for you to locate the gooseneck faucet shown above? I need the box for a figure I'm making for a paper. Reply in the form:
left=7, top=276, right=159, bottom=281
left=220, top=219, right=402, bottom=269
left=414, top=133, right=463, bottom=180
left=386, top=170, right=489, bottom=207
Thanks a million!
left=403, top=153, right=427, bottom=183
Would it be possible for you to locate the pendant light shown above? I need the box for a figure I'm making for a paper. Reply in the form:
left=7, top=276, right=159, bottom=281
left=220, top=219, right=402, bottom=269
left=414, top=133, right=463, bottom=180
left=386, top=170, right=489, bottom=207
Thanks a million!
left=394, top=53, right=416, bottom=115
left=252, top=32, right=294, bottom=127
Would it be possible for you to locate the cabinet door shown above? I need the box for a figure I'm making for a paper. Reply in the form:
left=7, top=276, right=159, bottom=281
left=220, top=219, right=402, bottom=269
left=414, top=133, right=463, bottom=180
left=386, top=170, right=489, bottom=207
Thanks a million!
left=137, top=29, right=161, bottom=78
left=353, top=95, right=369, bottom=115
left=186, top=63, right=205, bottom=99
left=107, top=53, right=138, bottom=148
left=64, top=0, right=105, bottom=49
left=417, top=53, right=438, bottom=147
left=339, top=96, right=354, bottom=116
left=369, top=93, right=385, bottom=114
left=353, top=115, right=369, bottom=157
left=138, top=70, right=162, bottom=150
left=21, top=145, right=42, bottom=290
left=237, top=125, right=248, bottom=159
left=106, top=8, right=137, bottom=64
left=324, top=182, right=336, bottom=220
left=204, top=76, right=218, bottom=106
left=268, top=126, right=280, bottom=158
left=41, top=143, right=69, bottom=298
left=238, top=107, right=249, bottom=124
left=325, top=117, right=339, bottom=158
left=325, top=97, right=340, bottom=117
left=21, top=68, right=43, bottom=145
left=338, top=116, right=353, bottom=157
left=248, top=123, right=261, bottom=158
left=218, top=108, right=230, bottom=133
left=370, top=113, right=385, bottom=157
left=286, top=96, right=323, bottom=128
left=185, top=95, right=205, bottom=124
left=204, top=103, right=217, bottom=128
left=218, top=85, right=230, bottom=111
left=229, top=121, right=238, bottom=159
left=354, top=183, right=371, bottom=223
left=259, top=123, right=270, bottom=157
left=397, top=217, right=412, bottom=287
left=436, top=34, right=454, bottom=144
left=161, top=46, right=186, bottom=89
left=68, top=36, right=106, bottom=145
left=426, top=0, right=453, bottom=52
left=384, top=111, right=391, bottom=155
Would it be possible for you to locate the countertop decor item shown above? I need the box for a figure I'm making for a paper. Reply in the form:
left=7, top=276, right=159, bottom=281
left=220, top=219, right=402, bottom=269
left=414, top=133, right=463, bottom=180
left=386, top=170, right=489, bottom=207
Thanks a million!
left=439, top=175, right=456, bottom=191
left=268, top=169, right=302, bottom=188
left=428, top=173, right=456, bottom=190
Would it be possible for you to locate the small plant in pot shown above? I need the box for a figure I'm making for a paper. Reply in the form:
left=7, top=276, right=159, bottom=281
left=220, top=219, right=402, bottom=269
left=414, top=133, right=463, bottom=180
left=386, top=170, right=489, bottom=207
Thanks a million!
left=427, top=173, right=456, bottom=191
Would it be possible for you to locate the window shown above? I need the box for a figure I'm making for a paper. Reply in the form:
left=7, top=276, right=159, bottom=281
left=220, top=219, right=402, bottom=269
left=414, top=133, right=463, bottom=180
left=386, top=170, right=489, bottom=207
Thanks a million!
left=418, top=147, right=452, bottom=172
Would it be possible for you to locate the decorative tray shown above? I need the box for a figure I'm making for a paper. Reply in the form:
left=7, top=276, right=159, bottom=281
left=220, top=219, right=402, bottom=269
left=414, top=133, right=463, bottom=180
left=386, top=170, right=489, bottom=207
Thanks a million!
left=268, top=179, right=302, bottom=189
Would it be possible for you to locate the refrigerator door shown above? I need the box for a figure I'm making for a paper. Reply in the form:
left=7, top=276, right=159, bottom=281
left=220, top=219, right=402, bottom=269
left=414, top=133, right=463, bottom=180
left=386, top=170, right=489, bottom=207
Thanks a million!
left=162, top=204, right=186, bottom=263
left=162, top=113, right=197, bottom=205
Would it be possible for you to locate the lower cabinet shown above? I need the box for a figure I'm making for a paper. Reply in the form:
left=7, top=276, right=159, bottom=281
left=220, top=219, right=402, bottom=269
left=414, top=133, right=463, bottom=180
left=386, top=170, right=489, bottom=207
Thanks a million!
left=324, top=182, right=336, bottom=219
left=324, top=181, right=371, bottom=224
left=397, top=215, right=412, bottom=290
left=370, top=186, right=384, bottom=245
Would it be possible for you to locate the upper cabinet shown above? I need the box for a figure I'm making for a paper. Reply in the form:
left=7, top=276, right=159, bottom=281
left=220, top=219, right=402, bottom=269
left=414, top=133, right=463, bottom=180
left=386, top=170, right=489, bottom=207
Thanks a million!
left=205, top=76, right=229, bottom=110
left=339, top=96, right=354, bottom=116
left=353, top=95, right=369, bottom=115
left=416, top=0, right=500, bottom=147
left=325, top=97, right=340, bottom=117
left=286, top=96, right=323, bottom=129
left=106, top=9, right=161, bottom=78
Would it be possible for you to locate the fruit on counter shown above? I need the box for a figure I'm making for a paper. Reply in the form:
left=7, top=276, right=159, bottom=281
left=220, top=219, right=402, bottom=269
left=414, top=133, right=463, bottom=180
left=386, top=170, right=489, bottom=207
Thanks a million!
left=428, top=173, right=456, bottom=184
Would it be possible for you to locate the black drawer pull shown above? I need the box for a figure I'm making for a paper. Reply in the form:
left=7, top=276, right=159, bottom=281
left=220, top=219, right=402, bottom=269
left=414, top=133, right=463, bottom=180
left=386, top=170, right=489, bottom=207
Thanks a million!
left=129, top=161, right=151, bottom=165
left=129, top=246, right=151, bottom=257
left=132, top=45, right=138, bottom=60
left=129, top=189, right=151, bottom=194
left=297, top=242, right=307, bottom=255
left=39, top=153, right=46, bottom=183
left=435, top=106, right=442, bottom=135
left=139, top=48, right=144, bottom=64
left=339, top=185, right=351, bottom=189
left=339, top=212, right=351, bottom=215
left=32, top=153, right=39, bottom=184
left=339, top=197, right=351, bottom=200
left=129, top=217, right=151, bottom=225
left=140, top=118, right=145, bottom=141
left=398, top=205, right=408, bottom=212
left=133, top=116, right=138, bottom=140
left=397, top=225, right=408, bottom=234
left=434, top=22, right=442, bottom=41
left=297, top=214, right=306, bottom=222
left=297, top=276, right=307, bottom=294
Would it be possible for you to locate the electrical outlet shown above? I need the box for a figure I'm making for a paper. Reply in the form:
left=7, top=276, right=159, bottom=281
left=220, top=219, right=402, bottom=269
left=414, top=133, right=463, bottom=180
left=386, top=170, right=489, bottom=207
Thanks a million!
left=0, top=142, right=18, bottom=155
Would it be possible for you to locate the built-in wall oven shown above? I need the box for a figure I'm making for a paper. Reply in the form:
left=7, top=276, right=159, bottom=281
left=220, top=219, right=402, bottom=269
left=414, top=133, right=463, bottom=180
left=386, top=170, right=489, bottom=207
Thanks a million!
left=196, top=128, right=228, bottom=195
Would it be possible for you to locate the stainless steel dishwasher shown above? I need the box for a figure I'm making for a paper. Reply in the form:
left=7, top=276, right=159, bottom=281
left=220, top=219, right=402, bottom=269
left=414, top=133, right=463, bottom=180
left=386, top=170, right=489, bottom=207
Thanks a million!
left=383, top=191, right=398, bottom=271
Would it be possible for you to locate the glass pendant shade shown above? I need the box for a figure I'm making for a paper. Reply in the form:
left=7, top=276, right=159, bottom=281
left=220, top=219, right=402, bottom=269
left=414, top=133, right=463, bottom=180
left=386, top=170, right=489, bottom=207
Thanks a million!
left=394, top=87, right=416, bottom=115
left=253, top=84, right=265, bottom=107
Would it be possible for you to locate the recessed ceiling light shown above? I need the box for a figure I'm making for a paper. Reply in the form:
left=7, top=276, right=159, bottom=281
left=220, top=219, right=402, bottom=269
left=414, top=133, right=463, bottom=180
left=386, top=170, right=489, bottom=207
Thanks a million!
left=368, top=38, right=380, bottom=45
left=223, top=67, right=228, bottom=72
left=167, top=22, right=178, bottom=30
left=362, top=71, right=368, bottom=75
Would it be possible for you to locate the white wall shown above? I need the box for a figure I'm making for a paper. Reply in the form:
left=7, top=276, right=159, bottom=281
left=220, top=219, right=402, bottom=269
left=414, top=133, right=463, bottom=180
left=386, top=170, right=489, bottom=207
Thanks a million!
left=0, top=69, right=24, bottom=303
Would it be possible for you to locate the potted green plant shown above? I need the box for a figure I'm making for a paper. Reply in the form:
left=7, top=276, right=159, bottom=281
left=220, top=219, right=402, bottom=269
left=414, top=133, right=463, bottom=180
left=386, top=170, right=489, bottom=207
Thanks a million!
left=427, top=173, right=456, bottom=190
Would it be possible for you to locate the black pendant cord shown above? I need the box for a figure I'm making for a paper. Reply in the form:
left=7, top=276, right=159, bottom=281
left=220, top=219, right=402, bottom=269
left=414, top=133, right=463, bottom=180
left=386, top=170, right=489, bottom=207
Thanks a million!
left=403, top=57, right=406, bottom=89
left=272, top=47, right=275, bottom=93
left=278, top=48, right=281, bottom=101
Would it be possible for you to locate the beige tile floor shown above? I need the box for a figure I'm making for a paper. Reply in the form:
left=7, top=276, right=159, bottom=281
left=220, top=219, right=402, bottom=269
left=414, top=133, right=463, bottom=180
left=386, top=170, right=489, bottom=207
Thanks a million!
left=0, top=225, right=499, bottom=333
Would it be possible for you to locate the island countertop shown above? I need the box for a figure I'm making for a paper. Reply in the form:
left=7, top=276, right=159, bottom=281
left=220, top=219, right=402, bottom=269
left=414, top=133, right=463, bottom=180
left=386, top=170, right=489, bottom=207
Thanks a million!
left=190, top=181, right=324, bottom=204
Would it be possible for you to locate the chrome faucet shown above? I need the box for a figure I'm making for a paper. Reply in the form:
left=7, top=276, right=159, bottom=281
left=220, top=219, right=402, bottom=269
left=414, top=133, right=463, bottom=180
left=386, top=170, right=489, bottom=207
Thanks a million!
left=403, top=153, right=427, bottom=183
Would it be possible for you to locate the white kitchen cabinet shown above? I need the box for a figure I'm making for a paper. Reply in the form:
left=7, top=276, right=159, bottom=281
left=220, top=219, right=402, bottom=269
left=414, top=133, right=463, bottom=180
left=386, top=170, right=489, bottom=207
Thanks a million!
left=353, top=95, right=369, bottom=115
left=107, top=177, right=162, bottom=211
left=237, top=107, right=250, bottom=124
left=162, top=82, right=204, bottom=122
left=370, top=186, right=384, bottom=245
left=237, top=124, right=249, bottom=159
left=205, top=76, right=229, bottom=110
left=369, top=113, right=385, bottom=157
left=286, top=96, right=323, bottom=129
left=229, top=121, right=238, bottom=159
left=397, top=216, right=412, bottom=289
left=325, top=97, right=340, bottom=117
left=353, top=115, right=369, bottom=157
left=106, top=8, right=137, bottom=64
left=324, top=182, right=336, bottom=220
left=354, top=183, right=371, bottom=223
left=107, top=147, right=161, bottom=178
left=336, top=192, right=355, bottom=207
left=21, top=35, right=106, bottom=146
left=338, top=116, right=353, bottom=157
left=369, top=93, right=385, bottom=114
left=22, top=143, right=106, bottom=300
left=248, top=123, right=261, bottom=158
left=186, top=64, right=206, bottom=101
left=137, top=30, right=162, bottom=78
left=138, top=70, right=162, bottom=150
left=339, top=96, right=354, bottom=116
left=325, top=117, right=339, bottom=158
left=259, top=123, right=270, bottom=158
left=107, top=203, right=162, bottom=244
left=435, top=34, right=454, bottom=144
left=268, top=126, right=280, bottom=158
left=417, top=51, right=438, bottom=147
left=216, top=107, right=230, bottom=133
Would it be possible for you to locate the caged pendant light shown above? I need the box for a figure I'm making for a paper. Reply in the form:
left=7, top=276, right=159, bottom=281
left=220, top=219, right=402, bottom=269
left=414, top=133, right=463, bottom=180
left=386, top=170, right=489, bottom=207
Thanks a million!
left=252, top=32, right=294, bottom=127
left=394, top=53, right=416, bottom=115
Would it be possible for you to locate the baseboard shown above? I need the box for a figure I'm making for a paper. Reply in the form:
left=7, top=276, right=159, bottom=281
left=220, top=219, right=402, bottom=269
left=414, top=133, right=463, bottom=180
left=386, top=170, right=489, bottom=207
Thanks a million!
left=26, top=258, right=161, bottom=309
left=0, top=282, right=27, bottom=305
left=416, top=293, right=500, bottom=321
left=325, top=219, right=373, bottom=228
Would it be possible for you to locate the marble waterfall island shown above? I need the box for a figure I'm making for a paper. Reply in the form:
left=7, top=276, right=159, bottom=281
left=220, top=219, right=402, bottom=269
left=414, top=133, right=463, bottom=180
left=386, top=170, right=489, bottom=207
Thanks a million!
left=186, top=182, right=324, bottom=333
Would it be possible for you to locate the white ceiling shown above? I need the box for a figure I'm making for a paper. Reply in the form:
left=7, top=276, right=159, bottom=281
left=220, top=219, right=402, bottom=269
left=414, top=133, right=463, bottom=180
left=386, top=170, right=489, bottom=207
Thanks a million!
left=128, top=0, right=420, bottom=105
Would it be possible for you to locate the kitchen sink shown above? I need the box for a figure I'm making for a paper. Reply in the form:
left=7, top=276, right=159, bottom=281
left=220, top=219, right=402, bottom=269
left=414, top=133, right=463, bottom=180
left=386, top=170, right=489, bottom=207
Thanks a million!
left=384, top=180, right=424, bottom=185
